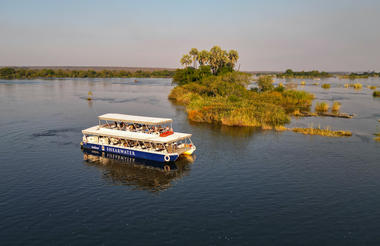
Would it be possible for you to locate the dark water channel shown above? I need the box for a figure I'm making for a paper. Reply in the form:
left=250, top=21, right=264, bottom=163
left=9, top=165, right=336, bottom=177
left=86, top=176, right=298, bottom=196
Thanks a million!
left=0, top=77, right=380, bottom=245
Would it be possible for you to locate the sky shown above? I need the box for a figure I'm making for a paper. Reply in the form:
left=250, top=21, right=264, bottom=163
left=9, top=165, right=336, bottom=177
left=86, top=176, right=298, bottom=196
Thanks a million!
left=0, top=0, right=379, bottom=71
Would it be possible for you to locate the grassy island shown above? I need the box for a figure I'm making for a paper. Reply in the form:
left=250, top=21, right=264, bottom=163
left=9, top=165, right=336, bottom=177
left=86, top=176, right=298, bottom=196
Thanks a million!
left=169, top=46, right=314, bottom=129
left=292, top=127, right=352, bottom=137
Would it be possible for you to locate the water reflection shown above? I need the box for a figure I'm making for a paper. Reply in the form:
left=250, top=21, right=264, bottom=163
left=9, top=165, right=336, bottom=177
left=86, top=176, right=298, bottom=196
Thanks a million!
left=82, top=149, right=194, bottom=192
left=189, top=121, right=259, bottom=138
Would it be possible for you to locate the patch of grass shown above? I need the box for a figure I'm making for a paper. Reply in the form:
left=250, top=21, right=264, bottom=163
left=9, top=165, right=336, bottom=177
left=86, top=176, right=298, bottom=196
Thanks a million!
left=321, top=83, right=331, bottom=89
left=374, top=133, right=380, bottom=141
left=344, top=84, right=349, bottom=88
left=332, top=101, right=341, bottom=113
left=292, top=127, right=352, bottom=137
left=373, top=91, right=380, bottom=97
left=315, top=102, right=329, bottom=113
left=368, top=85, right=377, bottom=90
left=348, top=83, right=363, bottom=89
left=312, top=82, right=320, bottom=86
left=300, top=81, right=306, bottom=85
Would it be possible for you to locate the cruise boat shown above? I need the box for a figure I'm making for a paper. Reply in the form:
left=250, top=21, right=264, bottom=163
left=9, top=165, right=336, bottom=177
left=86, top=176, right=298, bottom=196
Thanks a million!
left=81, top=113, right=196, bottom=162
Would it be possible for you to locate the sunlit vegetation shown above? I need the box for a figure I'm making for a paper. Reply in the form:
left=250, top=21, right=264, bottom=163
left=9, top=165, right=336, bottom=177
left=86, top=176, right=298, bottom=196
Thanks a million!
left=292, top=127, right=352, bottom=137
left=321, top=83, right=331, bottom=89
left=344, top=83, right=363, bottom=89
left=332, top=101, right=341, bottom=113
left=352, top=83, right=363, bottom=89
left=340, top=72, right=380, bottom=79
left=300, top=81, right=306, bottom=85
left=374, top=133, right=380, bottom=141
left=315, top=102, right=329, bottom=113
left=368, top=85, right=377, bottom=90
left=276, top=69, right=331, bottom=78
left=0, top=67, right=175, bottom=79
left=312, top=82, right=320, bottom=86
left=87, top=91, right=93, bottom=101
left=373, top=91, right=380, bottom=97
left=169, top=46, right=314, bottom=129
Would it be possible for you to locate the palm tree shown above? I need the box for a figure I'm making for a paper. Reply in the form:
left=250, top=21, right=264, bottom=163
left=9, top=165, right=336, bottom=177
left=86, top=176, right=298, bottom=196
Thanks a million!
left=180, top=54, right=192, bottom=67
left=228, top=50, right=239, bottom=69
left=209, top=46, right=227, bottom=74
left=198, top=50, right=210, bottom=66
left=189, top=48, right=199, bottom=68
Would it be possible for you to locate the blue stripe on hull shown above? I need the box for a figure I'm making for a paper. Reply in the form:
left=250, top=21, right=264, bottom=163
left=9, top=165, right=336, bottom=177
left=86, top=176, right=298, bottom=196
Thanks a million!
left=82, top=143, right=179, bottom=162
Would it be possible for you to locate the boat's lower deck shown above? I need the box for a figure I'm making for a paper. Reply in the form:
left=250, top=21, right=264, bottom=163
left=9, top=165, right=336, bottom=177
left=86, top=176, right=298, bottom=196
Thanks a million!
left=82, top=142, right=180, bottom=162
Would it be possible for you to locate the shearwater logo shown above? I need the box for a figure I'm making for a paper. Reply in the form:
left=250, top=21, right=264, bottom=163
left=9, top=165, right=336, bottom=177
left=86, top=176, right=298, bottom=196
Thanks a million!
left=106, top=146, right=135, bottom=156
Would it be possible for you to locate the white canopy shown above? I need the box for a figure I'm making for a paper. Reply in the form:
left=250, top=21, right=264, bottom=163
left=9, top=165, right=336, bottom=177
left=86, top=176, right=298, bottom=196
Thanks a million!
left=82, top=126, right=191, bottom=143
left=98, top=113, right=172, bottom=125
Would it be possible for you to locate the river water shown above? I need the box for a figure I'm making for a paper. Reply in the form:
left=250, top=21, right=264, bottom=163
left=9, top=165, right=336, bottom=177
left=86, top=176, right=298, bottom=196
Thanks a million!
left=0, top=77, right=380, bottom=245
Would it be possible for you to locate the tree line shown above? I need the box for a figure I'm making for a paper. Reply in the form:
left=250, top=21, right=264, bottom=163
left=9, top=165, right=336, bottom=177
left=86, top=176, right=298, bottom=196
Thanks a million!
left=0, top=67, right=175, bottom=79
left=174, top=46, right=241, bottom=85
left=276, top=69, right=331, bottom=78
left=180, top=46, right=239, bottom=75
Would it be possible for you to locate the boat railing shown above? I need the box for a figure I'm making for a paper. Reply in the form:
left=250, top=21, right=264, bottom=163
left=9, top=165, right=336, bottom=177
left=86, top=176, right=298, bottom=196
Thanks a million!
left=99, top=123, right=173, bottom=136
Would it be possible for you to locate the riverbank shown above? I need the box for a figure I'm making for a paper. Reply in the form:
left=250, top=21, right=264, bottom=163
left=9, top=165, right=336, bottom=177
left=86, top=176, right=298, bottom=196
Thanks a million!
left=0, top=67, right=175, bottom=79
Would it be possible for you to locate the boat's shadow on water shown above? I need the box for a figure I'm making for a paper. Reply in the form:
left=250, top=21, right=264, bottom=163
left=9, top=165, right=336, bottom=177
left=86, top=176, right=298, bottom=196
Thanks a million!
left=82, top=149, right=194, bottom=192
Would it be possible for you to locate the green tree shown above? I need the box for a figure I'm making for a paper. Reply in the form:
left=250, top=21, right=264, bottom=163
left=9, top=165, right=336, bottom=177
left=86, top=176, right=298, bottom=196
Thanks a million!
left=189, top=48, right=199, bottom=68
left=257, top=75, right=274, bottom=92
left=180, top=54, right=192, bottom=67
left=198, top=50, right=210, bottom=66
left=228, top=50, right=239, bottom=69
left=209, top=46, right=228, bottom=74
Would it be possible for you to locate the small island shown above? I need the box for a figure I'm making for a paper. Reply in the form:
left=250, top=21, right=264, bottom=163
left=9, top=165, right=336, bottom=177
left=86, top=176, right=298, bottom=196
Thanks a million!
left=169, top=46, right=314, bottom=129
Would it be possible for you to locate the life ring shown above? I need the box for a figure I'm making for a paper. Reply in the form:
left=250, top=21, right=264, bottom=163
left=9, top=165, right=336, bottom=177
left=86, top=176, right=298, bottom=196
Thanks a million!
left=164, top=165, right=171, bottom=172
left=164, top=154, right=170, bottom=162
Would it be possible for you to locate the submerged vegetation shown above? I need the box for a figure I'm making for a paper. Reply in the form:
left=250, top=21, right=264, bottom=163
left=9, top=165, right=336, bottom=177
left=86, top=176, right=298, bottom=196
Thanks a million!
left=169, top=46, right=314, bottom=129
left=0, top=67, right=175, bottom=79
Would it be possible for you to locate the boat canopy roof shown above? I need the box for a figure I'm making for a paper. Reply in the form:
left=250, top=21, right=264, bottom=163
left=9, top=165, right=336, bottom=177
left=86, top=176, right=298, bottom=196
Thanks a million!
left=82, top=126, right=191, bottom=143
left=98, top=113, right=172, bottom=125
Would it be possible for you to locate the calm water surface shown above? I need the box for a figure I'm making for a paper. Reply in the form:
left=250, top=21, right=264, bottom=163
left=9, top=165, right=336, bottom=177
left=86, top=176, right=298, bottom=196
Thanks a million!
left=0, top=77, right=380, bottom=245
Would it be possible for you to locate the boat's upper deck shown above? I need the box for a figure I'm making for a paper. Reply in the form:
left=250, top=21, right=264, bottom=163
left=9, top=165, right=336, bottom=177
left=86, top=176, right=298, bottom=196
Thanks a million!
left=98, top=113, right=172, bottom=125
left=82, top=126, right=191, bottom=144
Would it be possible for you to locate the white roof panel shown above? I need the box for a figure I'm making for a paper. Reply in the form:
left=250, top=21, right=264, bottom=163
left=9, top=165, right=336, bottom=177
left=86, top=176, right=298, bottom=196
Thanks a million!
left=82, top=126, right=191, bottom=143
left=99, top=113, right=172, bottom=125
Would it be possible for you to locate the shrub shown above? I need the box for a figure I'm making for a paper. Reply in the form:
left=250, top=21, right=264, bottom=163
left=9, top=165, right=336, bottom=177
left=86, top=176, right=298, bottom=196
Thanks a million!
left=352, top=83, right=362, bottom=89
left=373, top=91, right=380, bottom=97
left=300, top=81, right=306, bottom=85
left=257, top=75, right=274, bottom=92
left=368, top=85, right=377, bottom=90
left=321, top=83, right=331, bottom=89
left=315, top=102, right=329, bottom=112
left=332, top=101, right=341, bottom=113
left=347, top=83, right=362, bottom=89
